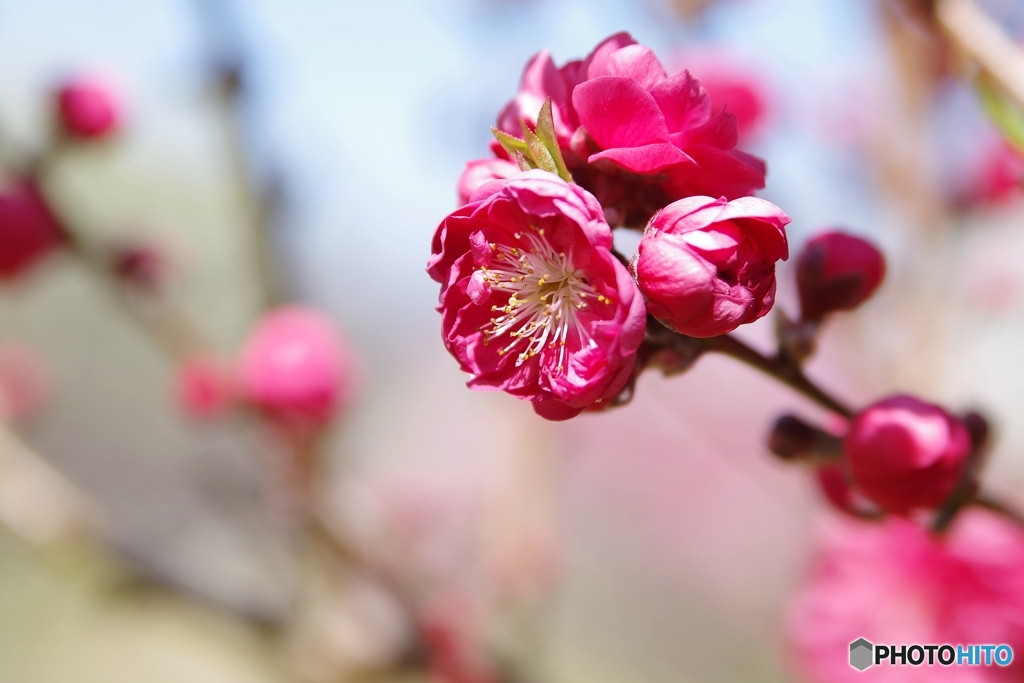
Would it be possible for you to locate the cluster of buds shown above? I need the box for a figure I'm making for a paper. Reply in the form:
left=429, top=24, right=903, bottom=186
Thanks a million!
left=176, top=306, right=358, bottom=437
left=429, top=33, right=791, bottom=419
left=0, top=77, right=138, bottom=288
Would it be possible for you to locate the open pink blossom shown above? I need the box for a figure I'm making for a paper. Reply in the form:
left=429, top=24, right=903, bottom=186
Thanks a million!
left=428, top=170, right=646, bottom=421
left=237, top=306, right=357, bottom=428
left=788, top=510, right=1024, bottom=682
left=55, top=77, right=120, bottom=140
left=631, top=195, right=789, bottom=338
left=457, top=158, right=519, bottom=205
left=0, top=180, right=66, bottom=280
left=845, top=395, right=971, bottom=515
left=492, top=33, right=766, bottom=227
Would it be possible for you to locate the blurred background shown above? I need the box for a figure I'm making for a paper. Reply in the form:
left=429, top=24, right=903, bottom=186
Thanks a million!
left=2, top=0, right=1024, bottom=681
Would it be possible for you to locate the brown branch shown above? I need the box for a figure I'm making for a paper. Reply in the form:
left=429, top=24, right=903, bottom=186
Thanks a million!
left=936, top=0, right=1024, bottom=109
left=699, top=333, right=854, bottom=417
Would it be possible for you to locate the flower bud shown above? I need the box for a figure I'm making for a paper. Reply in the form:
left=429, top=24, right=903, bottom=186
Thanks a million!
left=237, top=306, right=357, bottom=428
left=110, top=239, right=169, bottom=294
left=55, top=77, right=120, bottom=140
left=632, top=196, right=789, bottom=338
left=844, top=394, right=971, bottom=514
left=0, top=180, right=66, bottom=280
left=795, top=231, right=884, bottom=321
left=174, top=355, right=235, bottom=420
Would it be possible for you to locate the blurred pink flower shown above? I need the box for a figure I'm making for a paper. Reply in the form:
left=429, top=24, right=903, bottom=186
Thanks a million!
left=788, top=509, right=1024, bottom=682
left=796, top=231, right=885, bottom=321
left=631, top=195, right=789, bottom=337
left=493, top=33, right=766, bottom=227
left=174, top=355, right=236, bottom=420
left=845, top=395, right=971, bottom=515
left=457, top=158, right=519, bottom=205
left=0, top=342, right=52, bottom=421
left=0, top=180, right=66, bottom=280
left=238, top=306, right=358, bottom=428
left=55, top=76, right=120, bottom=140
left=957, top=143, right=1024, bottom=208
left=427, top=170, right=646, bottom=421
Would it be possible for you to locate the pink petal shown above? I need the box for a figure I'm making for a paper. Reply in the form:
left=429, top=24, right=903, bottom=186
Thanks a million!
left=589, top=143, right=693, bottom=175
left=573, top=77, right=669, bottom=149
left=586, top=44, right=667, bottom=90
left=677, top=109, right=738, bottom=150
left=649, top=69, right=711, bottom=133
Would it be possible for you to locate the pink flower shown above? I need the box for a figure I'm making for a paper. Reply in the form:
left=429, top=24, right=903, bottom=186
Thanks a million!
left=796, top=231, right=885, bottom=321
left=0, top=342, right=51, bottom=422
left=0, top=180, right=66, bottom=280
left=457, top=158, right=519, bottom=205
left=55, top=77, right=120, bottom=140
left=237, top=306, right=357, bottom=428
left=845, top=395, right=971, bottom=515
left=494, top=33, right=766, bottom=227
left=631, top=195, right=789, bottom=338
left=427, top=170, right=646, bottom=421
left=788, top=510, right=1024, bottom=682
left=174, top=355, right=236, bottom=420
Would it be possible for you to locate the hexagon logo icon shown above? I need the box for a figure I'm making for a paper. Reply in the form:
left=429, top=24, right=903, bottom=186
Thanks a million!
left=850, top=638, right=874, bottom=671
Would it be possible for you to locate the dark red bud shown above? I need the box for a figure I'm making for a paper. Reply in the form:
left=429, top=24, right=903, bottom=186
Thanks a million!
left=796, top=231, right=885, bottom=321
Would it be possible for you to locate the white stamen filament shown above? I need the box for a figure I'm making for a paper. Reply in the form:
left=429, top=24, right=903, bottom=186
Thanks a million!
left=477, top=226, right=610, bottom=374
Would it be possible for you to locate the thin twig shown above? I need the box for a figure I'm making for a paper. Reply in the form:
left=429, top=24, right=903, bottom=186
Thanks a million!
left=699, top=333, right=854, bottom=417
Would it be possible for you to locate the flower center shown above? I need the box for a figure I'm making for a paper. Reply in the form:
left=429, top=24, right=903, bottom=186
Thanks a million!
left=478, top=226, right=608, bottom=373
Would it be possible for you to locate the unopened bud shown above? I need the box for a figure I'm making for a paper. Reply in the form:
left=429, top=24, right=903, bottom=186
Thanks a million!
left=796, top=231, right=885, bottom=321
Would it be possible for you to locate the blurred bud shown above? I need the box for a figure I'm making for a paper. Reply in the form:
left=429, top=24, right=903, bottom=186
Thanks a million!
left=55, top=76, right=120, bottom=140
left=816, top=464, right=868, bottom=517
left=238, top=306, right=358, bottom=429
left=174, top=355, right=235, bottom=419
left=767, top=414, right=843, bottom=464
left=0, top=342, right=52, bottom=421
left=845, top=395, right=971, bottom=515
left=418, top=598, right=497, bottom=683
left=0, top=180, right=66, bottom=281
left=109, top=238, right=169, bottom=295
left=796, top=231, right=885, bottom=321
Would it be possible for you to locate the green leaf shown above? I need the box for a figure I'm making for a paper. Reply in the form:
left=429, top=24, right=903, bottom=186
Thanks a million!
left=512, top=150, right=535, bottom=172
left=521, top=122, right=558, bottom=174
left=978, top=75, right=1024, bottom=156
left=534, top=99, right=573, bottom=182
left=490, top=127, right=529, bottom=158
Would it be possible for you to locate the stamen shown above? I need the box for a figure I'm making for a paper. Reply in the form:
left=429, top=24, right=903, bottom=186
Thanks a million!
left=476, top=230, right=611, bottom=376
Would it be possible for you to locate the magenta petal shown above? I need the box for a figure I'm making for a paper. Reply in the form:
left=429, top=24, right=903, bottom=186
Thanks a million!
left=649, top=69, right=711, bottom=133
left=679, top=109, right=739, bottom=150
left=589, top=143, right=693, bottom=175
left=519, top=50, right=567, bottom=101
left=580, top=32, right=637, bottom=75
left=672, top=145, right=766, bottom=199
left=532, top=397, right=586, bottom=421
left=586, top=45, right=667, bottom=90
left=573, top=77, right=669, bottom=149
